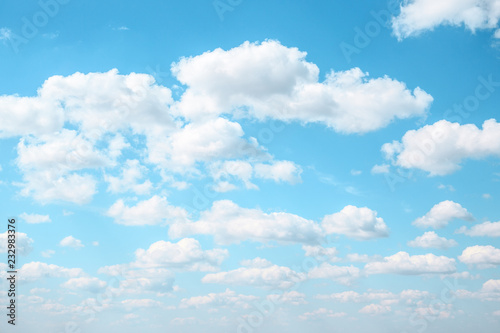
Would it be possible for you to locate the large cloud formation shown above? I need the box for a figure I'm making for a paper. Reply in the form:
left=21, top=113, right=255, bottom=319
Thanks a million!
left=392, top=0, right=500, bottom=40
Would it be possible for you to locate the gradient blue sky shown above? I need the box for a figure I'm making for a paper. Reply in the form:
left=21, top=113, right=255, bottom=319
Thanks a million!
left=1, top=0, right=500, bottom=332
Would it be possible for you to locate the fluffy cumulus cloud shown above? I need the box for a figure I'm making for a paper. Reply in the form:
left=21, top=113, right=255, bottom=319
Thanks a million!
left=302, top=245, right=341, bottom=262
left=179, top=289, right=258, bottom=309
left=61, top=277, right=107, bottom=293
left=103, top=267, right=175, bottom=296
left=59, top=236, right=84, bottom=248
left=100, top=238, right=228, bottom=273
left=458, top=245, right=500, bottom=268
left=0, top=41, right=434, bottom=205
left=201, top=258, right=306, bottom=289
left=147, top=117, right=268, bottom=172
left=359, top=304, right=391, bottom=315
left=298, top=308, right=347, bottom=321
left=455, top=279, right=500, bottom=301
left=107, top=195, right=190, bottom=226
left=18, top=262, right=85, bottom=282
left=208, top=159, right=302, bottom=192
left=253, top=161, right=303, bottom=184
left=169, top=200, right=324, bottom=245
left=382, top=119, right=500, bottom=176
left=307, top=263, right=361, bottom=285
left=267, top=291, right=308, bottom=305
left=121, top=299, right=164, bottom=310
left=104, top=159, right=152, bottom=195
left=364, top=252, right=456, bottom=275
left=456, top=221, right=500, bottom=237
left=392, top=0, right=500, bottom=40
left=5, top=70, right=176, bottom=204
left=171, top=40, right=432, bottom=133
left=132, top=238, right=228, bottom=272
left=407, top=231, right=458, bottom=249
left=322, top=205, right=389, bottom=240
left=412, top=200, right=474, bottom=229
left=315, top=289, right=432, bottom=305
left=0, top=232, right=34, bottom=255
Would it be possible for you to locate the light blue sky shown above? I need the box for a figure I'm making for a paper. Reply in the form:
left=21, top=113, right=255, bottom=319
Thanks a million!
left=1, top=0, right=500, bottom=332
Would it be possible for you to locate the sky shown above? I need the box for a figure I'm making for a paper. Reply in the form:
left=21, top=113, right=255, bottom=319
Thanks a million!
left=0, top=0, right=500, bottom=332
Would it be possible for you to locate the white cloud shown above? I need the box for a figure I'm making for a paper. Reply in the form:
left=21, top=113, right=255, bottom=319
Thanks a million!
left=365, top=252, right=456, bottom=275
left=392, top=0, right=500, bottom=40
left=483, top=279, right=500, bottom=293
left=104, top=159, right=152, bottom=195
left=100, top=238, right=228, bottom=273
left=171, top=40, right=432, bottom=134
left=359, top=303, right=391, bottom=314
left=254, top=161, right=302, bottom=184
left=209, top=160, right=256, bottom=190
left=60, top=236, right=84, bottom=248
left=208, top=159, right=302, bottom=191
left=298, top=308, right=347, bottom=321
left=371, top=164, right=390, bottom=174
left=41, top=250, right=55, bottom=258
left=37, top=69, right=175, bottom=136
left=121, top=299, right=163, bottom=310
left=19, top=212, right=51, bottom=224
left=147, top=117, right=268, bottom=172
left=132, top=238, right=228, bottom=272
left=15, top=129, right=112, bottom=204
left=322, top=205, right=389, bottom=240
left=3, top=69, right=175, bottom=203
left=307, top=263, right=360, bottom=285
left=239, top=257, right=273, bottom=268
left=351, top=169, right=362, bottom=176
left=62, top=277, right=107, bottom=293
left=316, top=289, right=432, bottom=306
left=456, top=221, right=500, bottom=237
left=18, top=262, right=84, bottom=282
left=16, top=130, right=110, bottom=171
left=169, top=200, right=324, bottom=245
left=455, top=279, right=500, bottom=301
left=267, top=291, right=307, bottom=305
left=109, top=268, right=175, bottom=296
left=202, top=259, right=306, bottom=289
left=382, top=119, right=500, bottom=175
left=345, top=253, right=384, bottom=263
left=107, top=195, right=189, bottom=226
left=317, top=290, right=397, bottom=303
left=179, top=289, right=258, bottom=309
left=407, top=231, right=458, bottom=249
left=0, top=232, right=33, bottom=255
left=18, top=169, right=97, bottom=205
left=458, top=245, right=500, bottom=268
left=0, top=93, right=64, bottom=138
left=412, top=200, right=474, bottom=229
left=302, top=245, right=341, bottom=262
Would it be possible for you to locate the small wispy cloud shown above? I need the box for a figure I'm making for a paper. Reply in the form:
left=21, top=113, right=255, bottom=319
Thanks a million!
left=0, top=28, right=12, bottom=41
